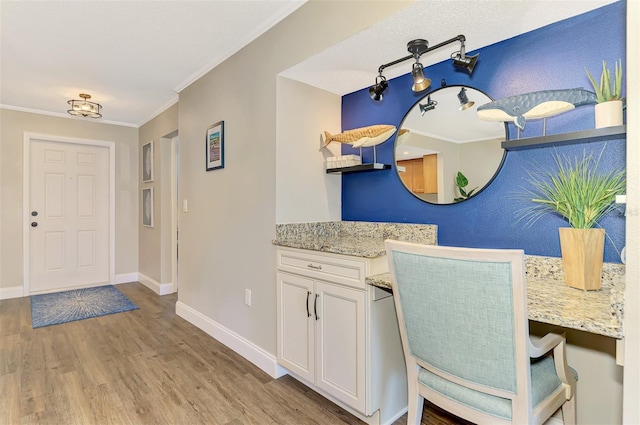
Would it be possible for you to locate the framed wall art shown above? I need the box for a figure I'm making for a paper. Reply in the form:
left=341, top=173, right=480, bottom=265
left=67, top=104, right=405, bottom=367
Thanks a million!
left=142, top=140, right=154, bottom=182
left=142, top=187, right=154, bottom=227
left=206, top=121, right=224, bottom=171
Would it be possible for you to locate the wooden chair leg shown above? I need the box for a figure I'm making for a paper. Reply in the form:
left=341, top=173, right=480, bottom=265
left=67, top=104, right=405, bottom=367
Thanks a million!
left=561, top=396, right=576, bottom=425
left=407, top=385, right=424, bottom=425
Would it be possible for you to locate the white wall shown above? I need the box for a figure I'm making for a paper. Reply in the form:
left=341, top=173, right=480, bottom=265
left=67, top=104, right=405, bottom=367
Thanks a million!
left=623, top=0, right=640, bottom=421
left=276, top=77, right=342, bottom=223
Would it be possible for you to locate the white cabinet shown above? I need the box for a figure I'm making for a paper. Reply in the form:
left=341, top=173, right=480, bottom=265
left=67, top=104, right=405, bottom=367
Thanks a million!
left=276, top=247, right=407, bottom=425
left=277, top=272, right=367, bottom=411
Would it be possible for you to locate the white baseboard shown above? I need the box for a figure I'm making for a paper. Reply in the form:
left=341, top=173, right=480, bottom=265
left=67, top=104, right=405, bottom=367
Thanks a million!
left=115, top=272, right=138, bottom=284
left=138, top=273, right=176, bottom=295
left=0, top=286, right=24, bottom=300
left=176, top=301, right=283, bottom=378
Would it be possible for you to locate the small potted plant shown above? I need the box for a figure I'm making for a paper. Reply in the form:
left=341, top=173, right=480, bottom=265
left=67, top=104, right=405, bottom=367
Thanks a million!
left=585, top=59, right=623, bottom=128
left=518, top=148, right=625, bottom=290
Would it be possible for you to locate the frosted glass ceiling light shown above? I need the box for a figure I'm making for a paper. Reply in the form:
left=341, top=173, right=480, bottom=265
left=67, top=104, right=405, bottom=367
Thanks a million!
left=67, top=93, right=102, bottom=118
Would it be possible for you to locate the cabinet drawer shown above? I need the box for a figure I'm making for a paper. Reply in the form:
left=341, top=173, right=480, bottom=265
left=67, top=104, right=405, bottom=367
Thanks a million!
left=277, top=248, right=366, bottom=289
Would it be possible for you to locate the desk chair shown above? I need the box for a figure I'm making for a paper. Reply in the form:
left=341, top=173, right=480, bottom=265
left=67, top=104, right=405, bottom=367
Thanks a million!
left=385, top=241, right=577, bottom=425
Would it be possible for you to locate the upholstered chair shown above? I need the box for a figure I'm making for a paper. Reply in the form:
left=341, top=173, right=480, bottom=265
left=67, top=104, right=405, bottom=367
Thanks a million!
left=385, top=240, right=577, bottom=425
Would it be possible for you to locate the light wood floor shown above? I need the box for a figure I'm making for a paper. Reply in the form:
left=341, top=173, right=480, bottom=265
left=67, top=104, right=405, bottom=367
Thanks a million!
left=0, top=283, right=467, bottom=425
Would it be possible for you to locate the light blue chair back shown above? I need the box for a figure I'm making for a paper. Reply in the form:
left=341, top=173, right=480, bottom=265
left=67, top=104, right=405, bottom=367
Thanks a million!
left=390, top=250, right=518, bottom=393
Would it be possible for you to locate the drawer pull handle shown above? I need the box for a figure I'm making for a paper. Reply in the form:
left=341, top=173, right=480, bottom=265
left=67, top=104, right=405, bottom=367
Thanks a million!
left=307, top=263, right=322, bottom=270
left=314, top=294, right=319, bottom=320
left=306, top=291, right=311, bottom=318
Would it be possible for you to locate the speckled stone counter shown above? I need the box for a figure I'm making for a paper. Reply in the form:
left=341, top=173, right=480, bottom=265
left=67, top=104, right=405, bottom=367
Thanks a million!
left=368, top=255, right=625, bottom=339
left=274, top=223, right=624, bottom=339
left=273, top=221, right=437, bottom=258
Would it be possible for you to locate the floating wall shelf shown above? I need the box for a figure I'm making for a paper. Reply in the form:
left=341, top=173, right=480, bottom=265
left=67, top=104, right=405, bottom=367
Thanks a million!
left=502, top=125, right=626, bottom=151
left=326, top=163, right=391, bottom=174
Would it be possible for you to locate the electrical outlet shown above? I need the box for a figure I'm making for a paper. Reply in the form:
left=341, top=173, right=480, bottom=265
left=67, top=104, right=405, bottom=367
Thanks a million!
left=244, top=289, right=252, bottom=306
left=183, top=199, right=188, bottom=212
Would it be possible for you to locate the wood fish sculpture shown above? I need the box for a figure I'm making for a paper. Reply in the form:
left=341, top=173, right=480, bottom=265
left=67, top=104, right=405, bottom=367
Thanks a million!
left=476, top=88, right=597, bottom=130
left=322, top=125, right=397, bottom=148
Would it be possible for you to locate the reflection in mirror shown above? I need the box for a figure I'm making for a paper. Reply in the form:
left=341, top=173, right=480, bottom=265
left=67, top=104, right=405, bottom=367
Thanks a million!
left=395, top=85, right=506, bottom=204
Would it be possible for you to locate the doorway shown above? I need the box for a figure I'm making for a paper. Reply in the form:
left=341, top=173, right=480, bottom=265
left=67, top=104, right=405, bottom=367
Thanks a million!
left=23, top=133, right=115, bottom=294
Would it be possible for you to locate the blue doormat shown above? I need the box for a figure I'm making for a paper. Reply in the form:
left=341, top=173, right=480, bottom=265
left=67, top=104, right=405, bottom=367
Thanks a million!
left=30, top=285, right=138, bottom=328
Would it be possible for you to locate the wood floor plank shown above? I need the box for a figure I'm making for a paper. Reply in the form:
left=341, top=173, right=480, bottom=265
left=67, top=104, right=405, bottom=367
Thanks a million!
left=0, top=282, right=465, bottom=425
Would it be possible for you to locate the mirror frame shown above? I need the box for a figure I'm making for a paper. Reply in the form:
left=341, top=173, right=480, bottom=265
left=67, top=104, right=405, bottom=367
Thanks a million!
left=394, top=84, right=508, bottom=205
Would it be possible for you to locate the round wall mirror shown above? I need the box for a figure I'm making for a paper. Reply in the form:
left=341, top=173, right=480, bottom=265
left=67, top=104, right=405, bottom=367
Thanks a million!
left=395, top=85, right=507, bottom=204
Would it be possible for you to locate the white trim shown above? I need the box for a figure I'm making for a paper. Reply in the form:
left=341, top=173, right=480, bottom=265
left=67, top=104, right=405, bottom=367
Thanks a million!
left=1, top=104, right=137, bottom=128
left=137, top=97, right=178, bottom=128
left=173, top=1, right=307, bottom=93
left=171, top=136, right=179, bottom=293
left=115, top=272, right=139, bottom=284
left=22, top=132, right=116, bottom=295
left=138, top=272, right=176, bottom=295
left=0, top=286, right=24, bottom=300
left=176, top=301, right=285, bottom=379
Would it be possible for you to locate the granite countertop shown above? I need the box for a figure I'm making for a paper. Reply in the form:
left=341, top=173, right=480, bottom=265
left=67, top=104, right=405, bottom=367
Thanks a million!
left=274, top=222, right=625, bottom=339
left=273, top=221, right=438, bottom=258
left=368, top=256, right=625, bottom=339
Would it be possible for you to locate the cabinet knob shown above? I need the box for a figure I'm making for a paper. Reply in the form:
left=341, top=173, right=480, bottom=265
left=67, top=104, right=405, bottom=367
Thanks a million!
left=31, top=211, right=38, bottom=217
left=31, top=222, right=38, bottom=227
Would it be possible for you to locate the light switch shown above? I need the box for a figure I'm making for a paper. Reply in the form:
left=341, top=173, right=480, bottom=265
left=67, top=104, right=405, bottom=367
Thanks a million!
left=183, top=199, right=188, bottom=212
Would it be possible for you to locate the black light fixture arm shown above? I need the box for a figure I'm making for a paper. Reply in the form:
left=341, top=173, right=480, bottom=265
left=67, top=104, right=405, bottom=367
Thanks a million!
left=377, top=35, right=466, bottom=74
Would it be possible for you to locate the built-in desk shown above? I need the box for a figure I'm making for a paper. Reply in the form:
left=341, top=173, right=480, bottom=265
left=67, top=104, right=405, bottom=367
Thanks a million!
left=367, top=260, right=625, bottom=339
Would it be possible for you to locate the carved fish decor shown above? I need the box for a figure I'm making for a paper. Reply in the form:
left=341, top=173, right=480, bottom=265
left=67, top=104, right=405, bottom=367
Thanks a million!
left=476, top=88, right=598, bottom=130
left=323, top=124, right=397, bottom=148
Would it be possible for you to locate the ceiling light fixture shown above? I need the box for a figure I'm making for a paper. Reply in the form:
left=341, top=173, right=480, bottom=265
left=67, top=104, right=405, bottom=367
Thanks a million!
left=370, top=35, right=478, bottom=102
left=419, top=95, right=437, bottom=115
left=457, top=87, right=475, bottom=111
left=67, top=93, right=102, bottom=118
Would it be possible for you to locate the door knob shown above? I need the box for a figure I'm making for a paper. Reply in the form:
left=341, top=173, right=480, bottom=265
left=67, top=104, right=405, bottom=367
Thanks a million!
left=31, top=211, right=38, bottom=216
left=31, top=222, right=38, bottom=227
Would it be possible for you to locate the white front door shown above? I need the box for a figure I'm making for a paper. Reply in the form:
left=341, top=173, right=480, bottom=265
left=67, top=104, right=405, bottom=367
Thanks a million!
left=29, top=139, right=110, bottom=293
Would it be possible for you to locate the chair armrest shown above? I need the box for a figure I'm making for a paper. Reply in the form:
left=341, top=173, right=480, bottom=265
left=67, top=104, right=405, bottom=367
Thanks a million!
left=530, top=332, right=576, bottom=397
left=529, top=332, right=564, bottom=358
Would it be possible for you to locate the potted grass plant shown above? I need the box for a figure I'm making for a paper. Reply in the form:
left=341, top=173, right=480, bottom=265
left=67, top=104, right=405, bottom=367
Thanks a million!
left=585, top=59, right=624, bottom=128
left=518, top=148, right=625, bottom=290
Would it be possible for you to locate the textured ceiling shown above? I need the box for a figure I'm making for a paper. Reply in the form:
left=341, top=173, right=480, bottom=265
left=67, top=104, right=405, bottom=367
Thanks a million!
left=281, top=0, right=618, bottom=95
left=0, top=0, right=616, bottom=128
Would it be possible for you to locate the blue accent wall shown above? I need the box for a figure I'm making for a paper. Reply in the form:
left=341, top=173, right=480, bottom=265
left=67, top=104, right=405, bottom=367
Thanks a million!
left=341, top=1, right=626, bottom=262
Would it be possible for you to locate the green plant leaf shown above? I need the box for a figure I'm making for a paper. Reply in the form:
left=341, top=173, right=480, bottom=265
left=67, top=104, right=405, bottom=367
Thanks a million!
left=455, top=172, right=468, bottom=188
left=515, top=146, right=625, bottom=229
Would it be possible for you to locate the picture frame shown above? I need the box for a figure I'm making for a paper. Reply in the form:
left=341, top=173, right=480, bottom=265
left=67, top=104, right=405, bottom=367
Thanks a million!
left=142, top=187, right=154, bottom=227
left=142, top=140, right=154, bottom=182
left=206, top=121, right=224, bottom=171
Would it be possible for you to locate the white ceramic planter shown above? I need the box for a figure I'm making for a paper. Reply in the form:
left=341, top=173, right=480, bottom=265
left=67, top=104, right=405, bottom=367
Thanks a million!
left=594, top=100, right=623, bottom=129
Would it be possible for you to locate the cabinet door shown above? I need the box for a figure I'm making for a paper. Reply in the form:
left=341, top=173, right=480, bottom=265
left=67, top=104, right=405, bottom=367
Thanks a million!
left=277, top=272, right=314, bottom=383
left=315, top=281, right=366, bottom=413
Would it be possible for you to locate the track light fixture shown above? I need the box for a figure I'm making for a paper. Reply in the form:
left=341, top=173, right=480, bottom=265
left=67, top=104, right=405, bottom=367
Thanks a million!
left=369, top=35, right=478, bottom=102
left=369, top=72, right=388, bottom=101
left=419, top=96, right=437, bottom=115
left=457, top=87, right=475, bottom=111
left=451, top=39, right=479, bottom=74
